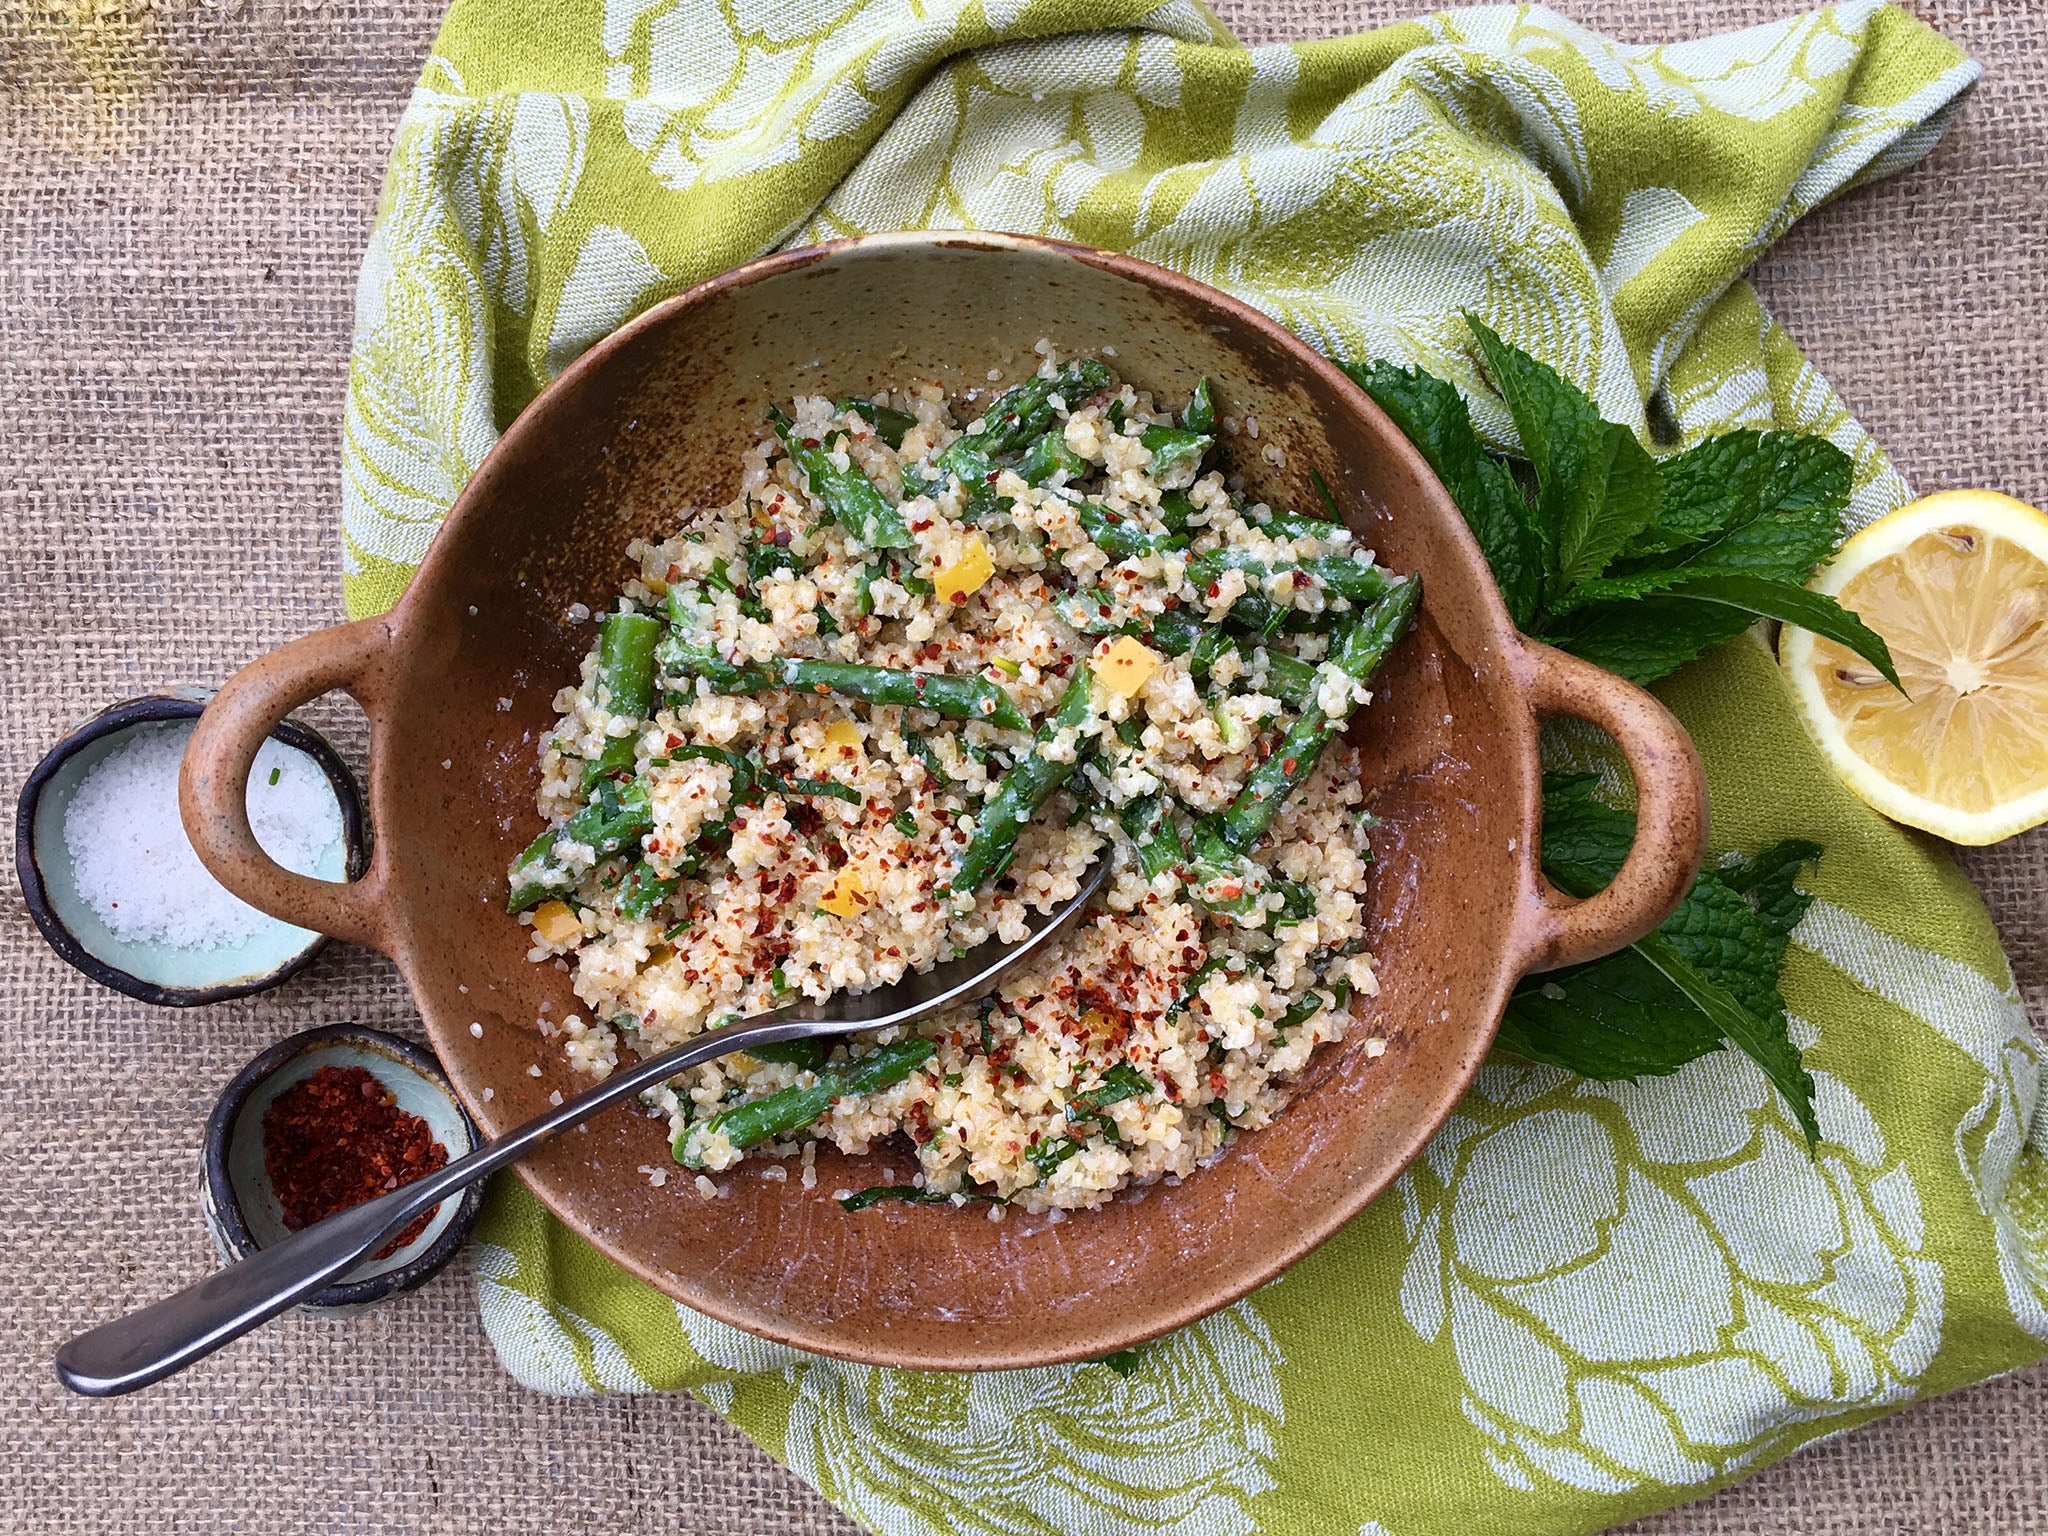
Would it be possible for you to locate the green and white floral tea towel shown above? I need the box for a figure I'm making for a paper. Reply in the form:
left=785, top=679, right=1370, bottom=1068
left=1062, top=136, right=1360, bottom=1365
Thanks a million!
left=342, top=1, right=2048, bottom=1531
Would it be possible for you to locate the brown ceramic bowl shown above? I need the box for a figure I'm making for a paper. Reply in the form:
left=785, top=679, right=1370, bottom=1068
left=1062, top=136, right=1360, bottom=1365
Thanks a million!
left=180, top=232, right=1705, bottom=1369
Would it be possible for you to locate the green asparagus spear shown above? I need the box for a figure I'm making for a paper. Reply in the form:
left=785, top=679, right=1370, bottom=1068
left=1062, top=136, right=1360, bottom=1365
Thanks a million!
left=951, top=665, right=1095, bottom=893
left=596, top=611, right=661, bottom=718
left=1079, top=501, right=1188, bottom=561
left=1182, top=378, right=1216, bottom=435
left=1138, top=424, right=1211, bottom=481
left=675, top=1036, right=936, bottom=1166
left=778, top=659, right=1029, bottom=732
left=507, top=778, right=655, bottom=912
left=1249, top=507, right=1348, bottom=540
left=581, top=732, right=640, bottom=787
left=1183, top=549, right=1393, bottom=607
left=1215, top=576, right=1420, bottom=855
left=1117, top=794, right=1186, bottom=881
left=1018, top=428, right=1089, bottom=487
left=833, top=397, right=917, bottom=450
left=616, top=860, right=680, bottom=920
left=770, top=406, right=913, bottom=550
left=939, top=360, right=1113, bottom=469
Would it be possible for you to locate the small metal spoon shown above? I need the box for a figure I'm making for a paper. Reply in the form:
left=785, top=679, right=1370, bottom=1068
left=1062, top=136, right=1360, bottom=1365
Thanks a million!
left=56, top=859, right=1107, bottom=1397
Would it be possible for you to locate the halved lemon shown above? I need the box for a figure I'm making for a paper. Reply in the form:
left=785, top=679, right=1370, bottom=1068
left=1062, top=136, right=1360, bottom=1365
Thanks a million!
left=1781, top=488, right=2048, bottom=845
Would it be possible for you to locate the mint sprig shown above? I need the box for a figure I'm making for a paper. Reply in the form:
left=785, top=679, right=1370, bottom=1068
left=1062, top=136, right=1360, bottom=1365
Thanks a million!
left=1498, top=777, right=1822, bottom=1147
left=1344, top=316, right=1899, bottom=688
left=1337, top=324, right=1867, bottom=1145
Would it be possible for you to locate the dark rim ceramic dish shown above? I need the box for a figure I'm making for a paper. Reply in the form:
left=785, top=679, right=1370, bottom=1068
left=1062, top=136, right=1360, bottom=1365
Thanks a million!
left=201, top=1022, right=484, bottom=1310
left=15, top=691, right=369, bottom=1006
left=177, top=231, right=1708, bottom=1368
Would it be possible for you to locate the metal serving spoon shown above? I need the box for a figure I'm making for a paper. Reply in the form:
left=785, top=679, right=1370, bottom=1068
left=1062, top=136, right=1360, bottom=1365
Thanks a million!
left=56, top=859, right=1108, bottom=1397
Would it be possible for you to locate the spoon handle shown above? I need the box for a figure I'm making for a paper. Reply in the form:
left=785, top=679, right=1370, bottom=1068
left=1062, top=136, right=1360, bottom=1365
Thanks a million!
left=56, top=860, right=1107, bottom=1396
left=52, top=1013, right=800, bottom=1398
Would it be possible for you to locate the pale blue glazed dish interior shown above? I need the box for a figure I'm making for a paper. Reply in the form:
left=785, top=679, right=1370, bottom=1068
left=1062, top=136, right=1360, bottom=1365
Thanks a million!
left=216, top=1037, right=475, bottom=1285
left=32, top=717, right=345, bottom=991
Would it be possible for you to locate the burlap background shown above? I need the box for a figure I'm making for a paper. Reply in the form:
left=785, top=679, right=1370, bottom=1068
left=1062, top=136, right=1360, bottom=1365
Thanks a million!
left=2, top=1, right=2041, bottom=1531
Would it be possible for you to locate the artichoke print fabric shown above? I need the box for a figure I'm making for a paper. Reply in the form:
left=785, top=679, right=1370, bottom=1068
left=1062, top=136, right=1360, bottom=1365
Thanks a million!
left=346, top=0, right=2048, bottom=1531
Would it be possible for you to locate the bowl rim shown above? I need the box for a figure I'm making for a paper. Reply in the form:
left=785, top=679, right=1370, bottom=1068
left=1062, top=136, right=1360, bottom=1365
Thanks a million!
left=202, top=1021, right=485, bottom=1308
left=13, top=692, right=370, bottom=1006
left=413, top=229, right=1527, bottom=1360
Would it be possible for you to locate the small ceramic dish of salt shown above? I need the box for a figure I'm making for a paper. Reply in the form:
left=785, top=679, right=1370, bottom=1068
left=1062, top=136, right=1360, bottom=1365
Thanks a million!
left=15, top=689, right=367, bottom=1005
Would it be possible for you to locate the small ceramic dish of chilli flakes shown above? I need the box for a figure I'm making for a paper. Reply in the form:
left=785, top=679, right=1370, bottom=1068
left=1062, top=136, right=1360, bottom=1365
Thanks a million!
left=184, top=231, right=1702, bottom=1369
left=506, top=352, right=1422, bottom=1216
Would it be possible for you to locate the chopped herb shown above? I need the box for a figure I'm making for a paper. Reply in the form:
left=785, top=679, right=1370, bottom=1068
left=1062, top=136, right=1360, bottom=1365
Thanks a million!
left=266, top=766, right=281, bottom=787
left=1027, top=1136, right=1081, bottom=1179
left=893, top=810, right=919, bottom=837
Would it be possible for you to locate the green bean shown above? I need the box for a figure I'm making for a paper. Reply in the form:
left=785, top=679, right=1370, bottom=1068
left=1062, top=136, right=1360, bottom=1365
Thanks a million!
left=1184, top=549, right=1393, bottom=606
left=1182, top=378, right=1216, bottom=435
left=1139, top=424, right=1211, bottom=481
left=507, top=778, right=654, bottom=912
left=596, top=611, right=661, bottom=718
left=833, top=397, right=916, bottom=449
left=1079, top=501, right=1188, bottom=561
left=1018, top=428, right=1089, bottom=487
left=770, top=406, right=913, bottom=551
left=951, top=665, right=1094, bottom=893
left=617, top=860, right=680, bottom=920
left=1117, top=794, right=1186, bottom=881
left=675, top=1036, right=935, bottom=1166
left=1216, top=576, right=1419, bottom=855
left=779, top=659, right=1029, bottom=732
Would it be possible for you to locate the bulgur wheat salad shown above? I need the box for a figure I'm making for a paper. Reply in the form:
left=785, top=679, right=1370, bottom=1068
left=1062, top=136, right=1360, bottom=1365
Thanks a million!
left=508, top=347, right=1420, bottom=1213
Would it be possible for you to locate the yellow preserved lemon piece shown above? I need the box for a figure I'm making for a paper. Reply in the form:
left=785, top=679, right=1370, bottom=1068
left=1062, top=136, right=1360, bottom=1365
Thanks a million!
left=1094, top=635, right=1161, bottom=697
left=934, top=536, right=994, bottom=604
left=823, top=718, right=862, bottom=753
left=819, top=865, right=870, bottom=917
left=532, top=900, right=583, bottom=947
left=1781, top=489, right=2048, bottom=845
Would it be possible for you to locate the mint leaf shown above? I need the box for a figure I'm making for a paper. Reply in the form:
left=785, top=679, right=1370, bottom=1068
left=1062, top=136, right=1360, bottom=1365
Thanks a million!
left=1717, top=838, right=1823, bottom=940
left=1497, top=950, right=1723, bottom=1077
left=1464, top=315, right=1661, bottom=600
left=1345, top=360, right=1541, bottom=626
left=1627, top=430, right=1849, bottom=567
left=1502, top=776, right=1822, bottom=1147
left=1546, top=596, right=1753, bottom=684
left=1633, top=932, right=1820, bottom=1149
left=1654, top=572, right=1901, bottom=689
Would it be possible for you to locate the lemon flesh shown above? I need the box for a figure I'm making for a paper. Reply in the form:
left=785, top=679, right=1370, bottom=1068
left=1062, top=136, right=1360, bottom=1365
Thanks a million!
left=1781, top=489, right=2048, bottom=845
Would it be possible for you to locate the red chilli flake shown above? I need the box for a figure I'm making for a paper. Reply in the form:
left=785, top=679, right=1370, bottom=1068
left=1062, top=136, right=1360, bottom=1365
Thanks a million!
left=261, top=1065, right=450, bottom=1259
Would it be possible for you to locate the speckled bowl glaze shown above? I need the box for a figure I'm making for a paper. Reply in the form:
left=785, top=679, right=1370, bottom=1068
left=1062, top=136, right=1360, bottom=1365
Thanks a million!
left=179, top=232, right=1707, bottom=1368
left=201, top=1023, right=484, bottom=1312
left=14, top=690, right=367, bottom=1006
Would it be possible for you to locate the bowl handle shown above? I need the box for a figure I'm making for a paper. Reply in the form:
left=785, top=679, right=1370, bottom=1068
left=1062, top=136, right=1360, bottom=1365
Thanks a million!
left=181, top=619, right=395, bottom=954
left=1510, top=640, right=1709, bottom=974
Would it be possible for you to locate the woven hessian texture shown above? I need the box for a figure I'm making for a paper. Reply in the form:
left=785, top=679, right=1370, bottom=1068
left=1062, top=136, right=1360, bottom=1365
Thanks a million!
left=1, top=1, right=2040, bottom=1533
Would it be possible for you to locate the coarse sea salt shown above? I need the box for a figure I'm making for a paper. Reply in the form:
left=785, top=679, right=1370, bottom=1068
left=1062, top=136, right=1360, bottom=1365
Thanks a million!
left=63, top=723, right=343, bottom=951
